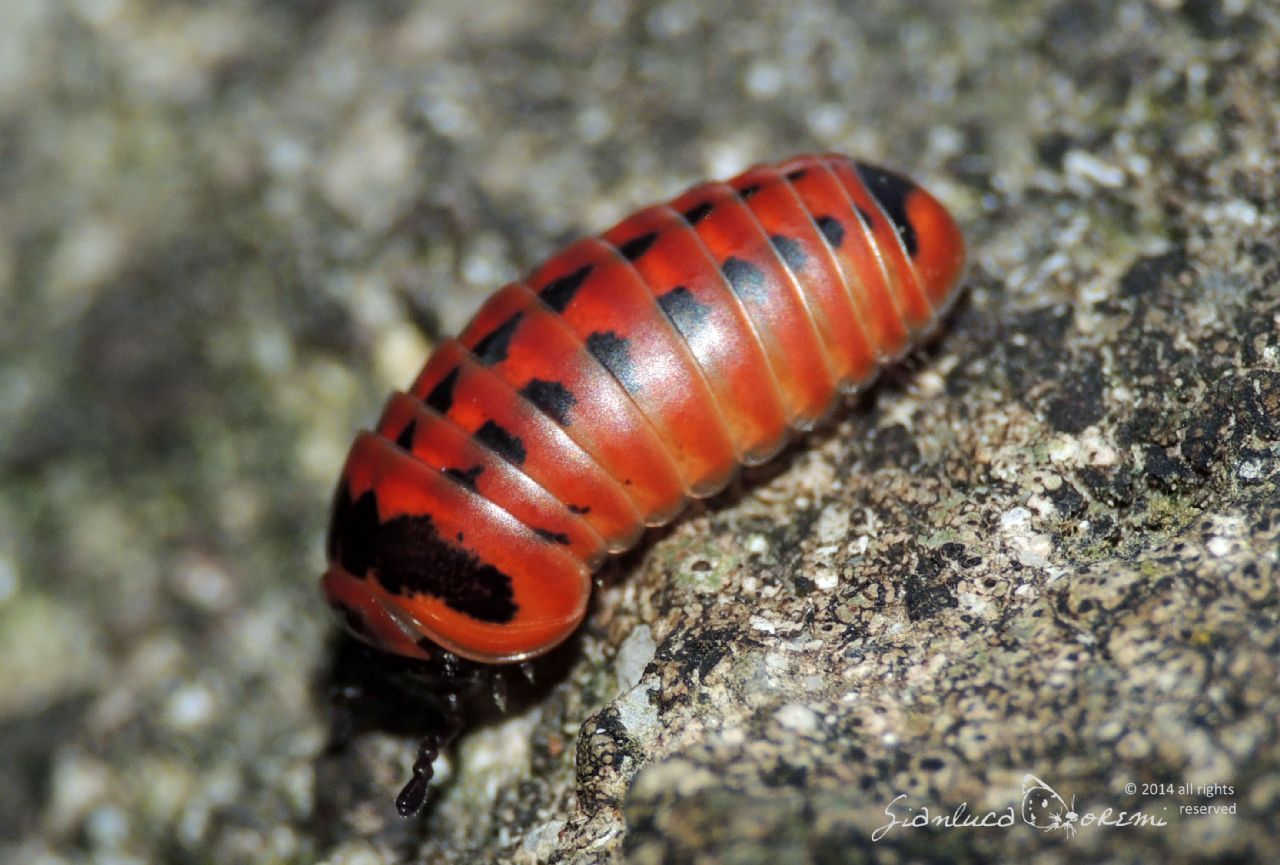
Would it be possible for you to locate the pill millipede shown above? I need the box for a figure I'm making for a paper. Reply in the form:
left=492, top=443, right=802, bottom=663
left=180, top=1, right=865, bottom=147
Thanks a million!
left=321, top=151, right=966, bottom=814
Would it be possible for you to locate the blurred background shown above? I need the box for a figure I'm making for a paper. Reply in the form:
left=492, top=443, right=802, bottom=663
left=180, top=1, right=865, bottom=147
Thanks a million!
left=1, top=1, right=1278, bottom=863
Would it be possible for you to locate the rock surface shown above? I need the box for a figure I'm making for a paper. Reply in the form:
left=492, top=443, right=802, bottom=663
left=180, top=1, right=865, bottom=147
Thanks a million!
left=1, top=1, right=1277, bottom=863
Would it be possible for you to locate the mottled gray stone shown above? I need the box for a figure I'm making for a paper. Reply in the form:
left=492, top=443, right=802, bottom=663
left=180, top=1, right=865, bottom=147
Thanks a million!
left=1, top=1, right=1277, bottom=864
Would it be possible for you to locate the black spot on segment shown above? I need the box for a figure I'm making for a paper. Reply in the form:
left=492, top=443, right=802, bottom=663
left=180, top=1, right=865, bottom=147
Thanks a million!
left=785, top=168, right=807, bottom=181
left=567, top=503, right=591, bottom=515
left=721, top=257, right=767, bottom=304
left=332, top=483, right=379, bottom=577
left=585, top=330, right=640, bottom=392
left=737, top=183, right=761, bottom=200
left=443, top=464, right=484, bottom=491
left=534, top=528, right=571, bottom=545
left=658, top=286, right=711, bottom=337
left=681, top=201, right=714, bottom=225
left=618, top=232, right=657, bottom=261
left=326, top=482, right=352, bottom=562
left=345, top=489, right=516, bottom=623
left=394, top=420, right=416, bottom=451
left=425, top=366, right=460, bottom=413
left=539, top=265, right=593, bottom=313
left=330, top=488, right=519, bottom=619
left=475, top=420, right=527, bottom=466
left=470, top=312, right=523, bottom=365
left=816, top=215, right=845, bottom=248
left=520, top=378, right=577, bottom=426
left=854, top=161, right=920, bottom=256
left=770, top=235, right=807, bottom=273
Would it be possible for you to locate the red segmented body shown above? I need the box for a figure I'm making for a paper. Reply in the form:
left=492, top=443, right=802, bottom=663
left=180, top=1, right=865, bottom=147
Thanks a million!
left=324, top=153, right=966, bottom=664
